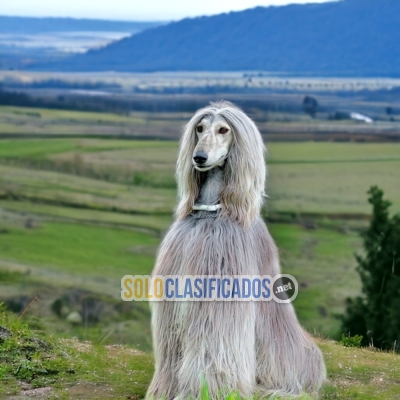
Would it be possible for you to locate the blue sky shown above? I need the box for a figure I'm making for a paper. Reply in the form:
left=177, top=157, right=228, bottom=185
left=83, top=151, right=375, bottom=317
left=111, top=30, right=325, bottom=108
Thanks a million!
left=1, top=0, right=333, bottom=21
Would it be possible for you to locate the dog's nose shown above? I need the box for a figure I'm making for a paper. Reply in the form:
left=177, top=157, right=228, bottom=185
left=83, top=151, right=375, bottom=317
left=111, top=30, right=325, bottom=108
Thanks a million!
left=193, top=152, right=208, bottom=164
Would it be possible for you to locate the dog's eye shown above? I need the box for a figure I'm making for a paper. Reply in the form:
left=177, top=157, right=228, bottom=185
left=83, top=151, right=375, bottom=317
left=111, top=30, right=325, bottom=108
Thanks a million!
left=219, top=127, right=229, bottom=134
left=196, top=126, right=203, bottom=133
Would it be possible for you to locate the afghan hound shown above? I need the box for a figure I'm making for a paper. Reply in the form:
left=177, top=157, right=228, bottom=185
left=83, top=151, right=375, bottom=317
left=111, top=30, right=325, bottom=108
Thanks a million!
left=146, top=101, right=326, bottom=399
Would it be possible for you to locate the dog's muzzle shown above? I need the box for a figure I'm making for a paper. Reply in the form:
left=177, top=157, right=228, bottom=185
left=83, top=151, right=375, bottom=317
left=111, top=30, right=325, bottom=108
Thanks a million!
left=193, top=152, right=208, bottom=165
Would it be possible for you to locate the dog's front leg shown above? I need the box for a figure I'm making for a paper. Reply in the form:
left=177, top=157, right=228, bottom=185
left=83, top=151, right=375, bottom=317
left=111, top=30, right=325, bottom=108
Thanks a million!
left=146, top=301, right=182, bottom=400
left=175, top=301, right=257, bottom=399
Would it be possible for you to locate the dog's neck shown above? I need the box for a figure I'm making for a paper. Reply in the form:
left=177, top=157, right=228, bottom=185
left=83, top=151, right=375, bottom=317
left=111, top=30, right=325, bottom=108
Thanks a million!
left=197, top=167, right=223, bottom=205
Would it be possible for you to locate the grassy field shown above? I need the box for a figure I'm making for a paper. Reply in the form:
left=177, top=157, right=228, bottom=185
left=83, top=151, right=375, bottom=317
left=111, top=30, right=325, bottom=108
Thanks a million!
left=1, top=308, right=399, bottom=399
left=0, top=105, right=187, bottom=138
left=2, top=103, right=400, bottom=141
left=267, top=142, right=400, bottom=215
left=0, top=105, right=399, bottom=397
left=3, top=134, right=400, bottom=339
left=1, top=136, right=399, bottom=214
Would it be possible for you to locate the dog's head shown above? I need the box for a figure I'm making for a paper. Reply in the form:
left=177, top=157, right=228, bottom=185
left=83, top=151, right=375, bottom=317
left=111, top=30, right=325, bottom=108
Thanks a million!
left=176, top=101, right=266, bottom=228
left=192, top=114, right=234, bottom=171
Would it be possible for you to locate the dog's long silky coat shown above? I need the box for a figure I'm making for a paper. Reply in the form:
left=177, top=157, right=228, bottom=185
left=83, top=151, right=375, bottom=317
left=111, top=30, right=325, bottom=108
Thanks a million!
left=146, top=102, right=326, bottom=399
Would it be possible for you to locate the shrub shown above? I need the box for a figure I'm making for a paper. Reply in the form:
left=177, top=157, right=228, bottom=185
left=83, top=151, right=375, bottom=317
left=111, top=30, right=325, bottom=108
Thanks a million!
left=341, top=186, right=400, bottom=351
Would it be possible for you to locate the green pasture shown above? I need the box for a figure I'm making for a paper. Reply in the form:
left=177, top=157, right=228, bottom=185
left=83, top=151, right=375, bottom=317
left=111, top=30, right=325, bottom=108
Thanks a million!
left=0, top=106, right=400, bottom=398
left=0, top=108, right=399, bottom=348
left=0, top=105, right=151, bottom=125
left=1, top=307, right=399, bottom=400
left=0, top=200, right=172, bottom=232
left=0, top=164, right=176, bottom=214
left=271, top=224, right=362, bottom=336
left=0, top=105, right=184, bottom=137
left=0, top=213, right=359, bottom=337
left=1, top=136, right=399, bottom=214
left=0, top=137, right=178, bottom=159
left=2, top=102, right=400, bottom=141
left=266, top=142, right=400, bottom=215
left=267, top=141, right=400, bottom=163
left=0, top=222, right=157, bottom=278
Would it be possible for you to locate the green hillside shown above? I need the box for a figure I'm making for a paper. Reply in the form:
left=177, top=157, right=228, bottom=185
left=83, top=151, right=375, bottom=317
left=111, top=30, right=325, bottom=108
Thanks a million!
left=1, top=308, right=399, bottom=399
left=1, top=106, right=400, bottom=398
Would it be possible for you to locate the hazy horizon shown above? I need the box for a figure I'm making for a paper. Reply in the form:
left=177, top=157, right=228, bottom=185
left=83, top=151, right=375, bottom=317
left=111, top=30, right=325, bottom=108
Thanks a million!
left=1, top=0, right=334, bottom=21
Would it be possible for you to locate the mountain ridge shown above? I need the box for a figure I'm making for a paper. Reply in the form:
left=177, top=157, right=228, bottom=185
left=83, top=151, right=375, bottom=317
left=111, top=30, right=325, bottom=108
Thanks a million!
left=37, top=0, right=400, bottom=76
left=0, top=15, right=164, bottom=34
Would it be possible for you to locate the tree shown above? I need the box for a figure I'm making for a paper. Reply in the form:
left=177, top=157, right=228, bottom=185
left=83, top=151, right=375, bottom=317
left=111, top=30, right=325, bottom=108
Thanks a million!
left=341, top=186, right=400, bottom=351
left=302, top=96, right=318, bottom=118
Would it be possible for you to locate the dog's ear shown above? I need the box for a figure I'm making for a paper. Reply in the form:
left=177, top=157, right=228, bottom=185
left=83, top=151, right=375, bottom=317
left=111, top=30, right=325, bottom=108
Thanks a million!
left=175, top=111, right=203, bottom=220
left=219, top=108, right=266, bottom=229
